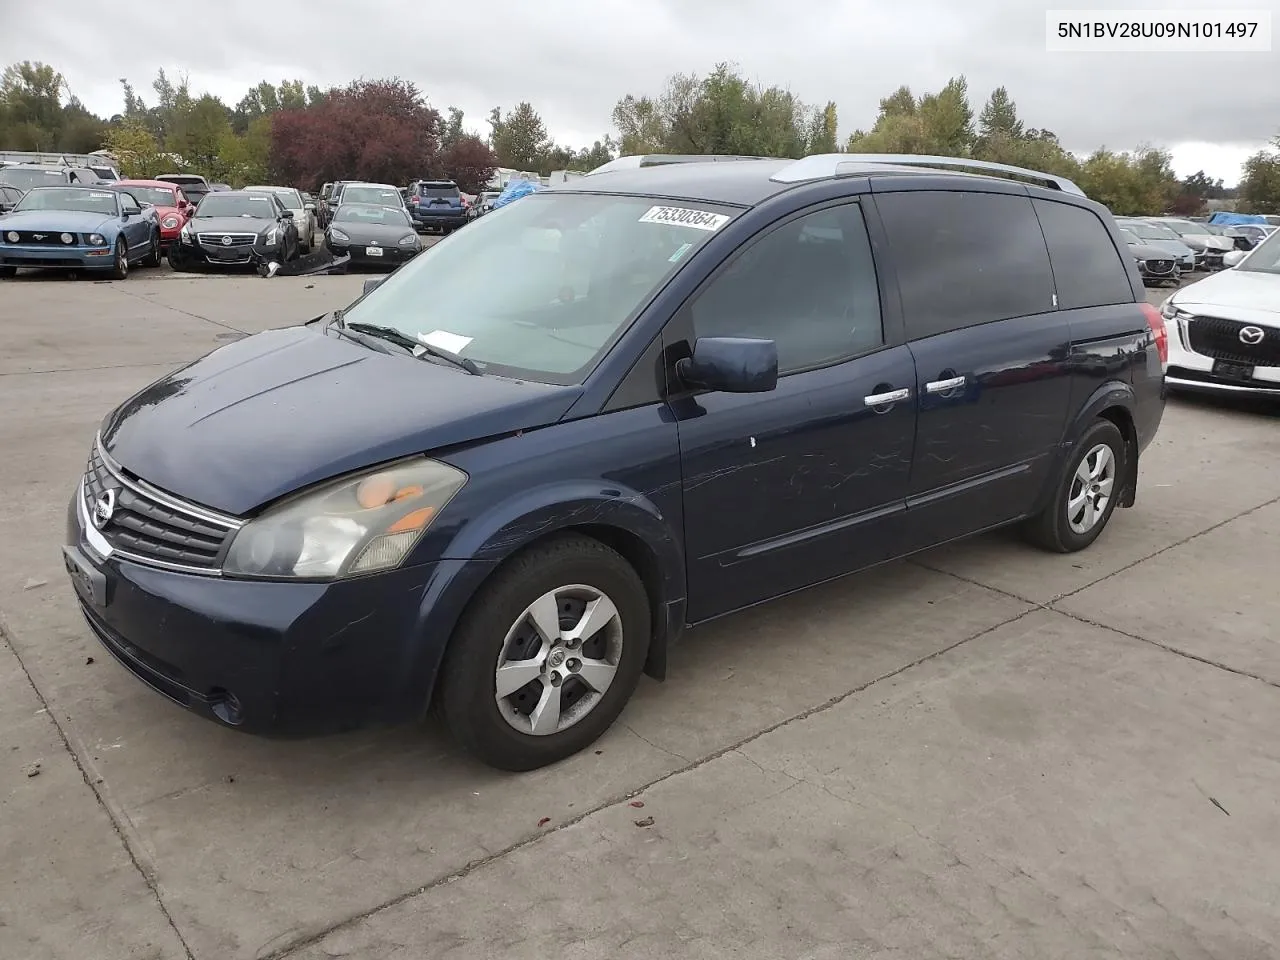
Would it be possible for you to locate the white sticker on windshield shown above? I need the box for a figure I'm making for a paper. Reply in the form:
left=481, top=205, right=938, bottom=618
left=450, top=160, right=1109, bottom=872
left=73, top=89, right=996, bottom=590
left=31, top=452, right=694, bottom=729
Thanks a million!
left=638, top=205, right=729, bottom=232
left=419, top=330, right=473, bottom=354
left=90, top=192, right=113, bottom=198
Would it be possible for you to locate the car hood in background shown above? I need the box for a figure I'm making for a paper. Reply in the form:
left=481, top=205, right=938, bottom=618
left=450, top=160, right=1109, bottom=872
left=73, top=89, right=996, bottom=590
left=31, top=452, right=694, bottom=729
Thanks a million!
left=100, top=325, right=581, bottom=515
left=1126, top=242, right=1177, bottom=262
left=188, top=216, right=275, bottom=236
left=0, top=209, right=114, bottom=232
left=329, top=222, right=415, bottom=244
left=1172, top=270, right=1280, bottom=323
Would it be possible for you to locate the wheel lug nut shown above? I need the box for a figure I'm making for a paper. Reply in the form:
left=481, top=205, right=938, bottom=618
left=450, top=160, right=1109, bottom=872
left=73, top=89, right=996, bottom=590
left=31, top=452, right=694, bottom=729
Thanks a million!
left=567, top=658, right=581, bottom=671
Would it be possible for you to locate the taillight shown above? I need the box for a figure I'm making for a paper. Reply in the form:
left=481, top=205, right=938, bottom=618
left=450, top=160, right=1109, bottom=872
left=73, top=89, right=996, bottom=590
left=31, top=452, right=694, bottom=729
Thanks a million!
left=1141, top=302, right=1168, bottom=366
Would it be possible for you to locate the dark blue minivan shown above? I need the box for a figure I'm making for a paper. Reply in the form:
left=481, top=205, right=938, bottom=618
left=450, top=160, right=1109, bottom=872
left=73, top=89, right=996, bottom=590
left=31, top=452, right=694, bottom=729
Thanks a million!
left=63, top=154, right=1167, bottom=770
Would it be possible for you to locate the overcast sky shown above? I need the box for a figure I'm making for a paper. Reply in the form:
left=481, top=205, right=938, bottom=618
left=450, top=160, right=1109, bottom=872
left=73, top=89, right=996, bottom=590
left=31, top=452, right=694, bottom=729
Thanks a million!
left=5, top=0, right=1277, bottom=183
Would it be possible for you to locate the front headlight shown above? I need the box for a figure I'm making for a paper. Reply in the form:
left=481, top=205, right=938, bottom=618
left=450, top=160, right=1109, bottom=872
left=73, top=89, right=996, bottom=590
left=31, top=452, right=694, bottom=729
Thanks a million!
left=397, top=234, right=418, bottom=247
left=223, top=458, right=467, bottom=580
left=330, top=228, right=350, bottom=242
left=180, top=223, right=192, bottom=243
left=264, top=225, right=279, bottom=244
left=87, top=233, right=105, bottom=245
left=1160, top=298, right=1191, bottom=321
left=161, top=215, right=179, bottom=229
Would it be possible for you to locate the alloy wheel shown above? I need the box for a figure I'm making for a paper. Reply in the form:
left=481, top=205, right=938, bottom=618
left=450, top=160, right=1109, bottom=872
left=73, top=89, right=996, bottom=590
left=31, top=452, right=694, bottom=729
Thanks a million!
left=1066, top=443, right=1115, bottom=535
left=494, top=584, right=624, bottom=736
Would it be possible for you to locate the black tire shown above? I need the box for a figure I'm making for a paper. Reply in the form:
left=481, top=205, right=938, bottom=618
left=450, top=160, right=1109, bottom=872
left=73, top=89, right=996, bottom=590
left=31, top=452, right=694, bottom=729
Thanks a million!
left=0, top=265, right=16, bottom=278
left=1022, top=419, right=1126, bottom=553
left=437, top=534, right=651, bottom=771
left=107, top=238, right=128, bottom=280
left=142, top=229, right=162, bottom=267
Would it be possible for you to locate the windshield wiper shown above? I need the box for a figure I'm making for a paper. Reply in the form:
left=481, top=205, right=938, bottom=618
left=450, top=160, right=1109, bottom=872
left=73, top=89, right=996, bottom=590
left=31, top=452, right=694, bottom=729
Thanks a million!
left=346, top=321, right=482, bottom=375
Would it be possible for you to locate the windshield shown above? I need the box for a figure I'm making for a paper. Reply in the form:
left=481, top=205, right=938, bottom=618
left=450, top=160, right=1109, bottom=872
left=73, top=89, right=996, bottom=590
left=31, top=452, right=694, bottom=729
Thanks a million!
left=1237, top=228, right=1280, bottom=274
left=121, top=185, right=177, bottom=206
left=247, top=187, right=302, bottom=209
left=342, top=185, right=402, bottom=206
left=1119, top=229, right=1140, bottom=244
left=1125, top=222, right=1178, bottom=241
left=14, top=187, right=118, bottom=215
left=334, top=204, right=411, bottom=226
left=195, top=194, right=277, bottom=218
left=0, top=167, right=67, bottom=190
left=342, top=192, right=734, bottom=384
left=1167, top=220, right=1209, bottom=235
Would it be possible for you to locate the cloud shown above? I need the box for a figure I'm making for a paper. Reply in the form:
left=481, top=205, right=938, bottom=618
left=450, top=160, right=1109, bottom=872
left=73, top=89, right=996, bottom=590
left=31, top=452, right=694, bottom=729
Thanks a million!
left=4, top=0, right=1275, bottom=182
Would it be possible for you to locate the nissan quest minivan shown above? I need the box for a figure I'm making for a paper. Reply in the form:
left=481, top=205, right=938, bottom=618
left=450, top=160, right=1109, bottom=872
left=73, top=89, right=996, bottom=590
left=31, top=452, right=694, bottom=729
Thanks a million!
left=64, top=153, right=1167, bottom=771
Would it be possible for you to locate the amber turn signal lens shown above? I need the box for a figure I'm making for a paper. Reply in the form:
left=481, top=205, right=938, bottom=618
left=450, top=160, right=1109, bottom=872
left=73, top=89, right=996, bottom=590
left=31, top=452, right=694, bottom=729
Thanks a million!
left=387, top=506, right=435, bottom=533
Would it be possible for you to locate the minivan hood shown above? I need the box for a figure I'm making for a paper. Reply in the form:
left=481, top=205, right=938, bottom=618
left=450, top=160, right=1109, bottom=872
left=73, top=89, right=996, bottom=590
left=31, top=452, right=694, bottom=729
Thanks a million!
left=100, top=325, right=581, bottom=515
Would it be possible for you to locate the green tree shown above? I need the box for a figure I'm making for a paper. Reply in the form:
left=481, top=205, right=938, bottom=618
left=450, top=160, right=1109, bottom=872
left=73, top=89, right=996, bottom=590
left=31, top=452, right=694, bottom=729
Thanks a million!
left=1239, top=139, right=1280, bottom=214
left=441, top=106, right=465, bottom=151
left=0, top=61, right=66, bottom=149
left=977, top=86, right=1023, bottom=144
left=806, top=101, right=839, bottom=155
left=168, top=94, right=233, bottom=176
left=489, top=101, right=549, bottom=170
left=104, top=119, right=164, bottom=178
left=848, top=77, right=973, bottom=156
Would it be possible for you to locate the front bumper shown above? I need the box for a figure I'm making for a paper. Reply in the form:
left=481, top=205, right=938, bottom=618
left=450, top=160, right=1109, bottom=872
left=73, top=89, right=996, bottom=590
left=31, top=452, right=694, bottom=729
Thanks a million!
left=180, top=238, right=283, bottom=266
left=0, top=243, right=115, bottom=270
left=1166, top=314, right=1280, bottom=396
left=64, top=483, right=491, bottom=735
left=326, top=239, right=420, bottom=265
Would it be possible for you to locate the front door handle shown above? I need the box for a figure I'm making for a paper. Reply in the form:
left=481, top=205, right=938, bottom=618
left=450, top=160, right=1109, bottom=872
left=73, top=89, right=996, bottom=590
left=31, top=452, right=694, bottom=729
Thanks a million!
left=925, top=375, right=966, bottom=394
left=863, top=388, right=911, bottom=407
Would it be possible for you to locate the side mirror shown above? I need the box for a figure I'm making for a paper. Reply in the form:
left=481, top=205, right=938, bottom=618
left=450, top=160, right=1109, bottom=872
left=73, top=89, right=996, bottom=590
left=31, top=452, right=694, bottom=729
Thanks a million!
left=280, top=209, right=294, bottom=218
left=1223, top=250, right=1246, bottom=268
left=305, top=202, right=315, bottom=211
left=362, top=277, right=384, bottom=297
left=676, top=337, right=778, bottom=393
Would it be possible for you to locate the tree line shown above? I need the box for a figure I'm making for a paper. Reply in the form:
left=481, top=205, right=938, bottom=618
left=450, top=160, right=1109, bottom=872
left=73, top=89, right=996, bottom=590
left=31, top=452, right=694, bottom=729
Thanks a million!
left=2, top=59, right=1278, bottom=214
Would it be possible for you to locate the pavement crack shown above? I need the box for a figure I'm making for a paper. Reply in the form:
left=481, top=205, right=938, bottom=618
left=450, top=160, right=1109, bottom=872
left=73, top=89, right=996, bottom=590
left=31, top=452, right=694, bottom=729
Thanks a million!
left=108, top=283, right=249, bottom=335
left=621, top=723, right=688, bottom=762
left=0, top=618, right=196, bottom=960
left=266, top=605, right=1035, bottom=959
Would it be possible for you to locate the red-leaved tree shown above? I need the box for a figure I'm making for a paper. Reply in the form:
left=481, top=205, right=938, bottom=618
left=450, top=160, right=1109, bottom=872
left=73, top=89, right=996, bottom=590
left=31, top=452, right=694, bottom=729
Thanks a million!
left=441, top=135, right=498, bottom=193
left=269, top=78, right=441, bottom=189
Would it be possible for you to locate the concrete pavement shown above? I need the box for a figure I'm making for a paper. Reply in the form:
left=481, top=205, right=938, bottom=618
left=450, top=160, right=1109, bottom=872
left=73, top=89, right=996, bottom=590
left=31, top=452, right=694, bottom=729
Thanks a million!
left=1, top=267, right=1276, bottom=959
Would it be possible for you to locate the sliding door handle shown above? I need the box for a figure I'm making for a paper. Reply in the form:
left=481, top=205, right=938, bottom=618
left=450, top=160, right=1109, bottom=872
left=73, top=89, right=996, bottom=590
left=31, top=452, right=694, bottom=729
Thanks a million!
left=925, top=375, right=966, bottom=394
left=863, top=388, right=911, bottom=407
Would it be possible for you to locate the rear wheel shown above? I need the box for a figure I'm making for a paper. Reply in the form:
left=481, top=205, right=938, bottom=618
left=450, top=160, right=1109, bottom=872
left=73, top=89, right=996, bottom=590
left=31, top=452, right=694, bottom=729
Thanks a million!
left=107, top=239, right=129, bottom=280
left=437, top=535, right=651, bottom=771
left=1022, top=419, right=1125, bottom=553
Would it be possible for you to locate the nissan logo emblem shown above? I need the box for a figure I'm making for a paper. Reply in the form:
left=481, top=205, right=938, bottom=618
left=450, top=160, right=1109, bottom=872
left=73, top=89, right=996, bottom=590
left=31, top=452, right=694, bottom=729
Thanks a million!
left=1239, top=326, right=1265, bottom=346
left=92, top=489, right=117, bottom=530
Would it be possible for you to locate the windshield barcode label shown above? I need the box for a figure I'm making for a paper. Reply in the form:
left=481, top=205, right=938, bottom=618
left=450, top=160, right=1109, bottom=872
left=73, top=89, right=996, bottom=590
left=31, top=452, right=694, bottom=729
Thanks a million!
left=638, top=206, right=729, bottom=232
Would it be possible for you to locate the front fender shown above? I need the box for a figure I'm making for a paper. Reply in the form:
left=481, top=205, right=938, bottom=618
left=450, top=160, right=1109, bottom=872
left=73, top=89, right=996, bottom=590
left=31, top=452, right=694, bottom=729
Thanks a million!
left=442, top=479, right=685, bottom=606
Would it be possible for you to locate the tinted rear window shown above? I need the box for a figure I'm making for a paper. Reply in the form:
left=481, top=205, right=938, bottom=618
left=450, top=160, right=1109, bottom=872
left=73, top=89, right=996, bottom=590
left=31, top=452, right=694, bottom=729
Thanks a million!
left=1033, top=200, right=1134, bottom=310
left=418, top=183, right=459, bottom=199
left=876, top=190, right=1055, bottom=340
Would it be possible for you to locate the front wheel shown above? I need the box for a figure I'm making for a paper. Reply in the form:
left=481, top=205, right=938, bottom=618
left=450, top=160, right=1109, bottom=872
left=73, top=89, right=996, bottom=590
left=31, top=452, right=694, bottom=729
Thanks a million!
left=142, top=229, right=162, bottom=267
left=1022, top=418, right=1126, bottom=553
left=107, top=238, right=128, bottom=280
left=437, top=535, right=651, bottom=771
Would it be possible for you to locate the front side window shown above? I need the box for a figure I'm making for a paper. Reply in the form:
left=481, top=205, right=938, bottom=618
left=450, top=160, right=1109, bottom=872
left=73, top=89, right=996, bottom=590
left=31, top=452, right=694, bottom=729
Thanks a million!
left=688, top=203, right=884, bottom=375
left=1033, top=199, right=1134, bottom=309
left=342, top=192, right=736, bottom=383
left=876, top=190, right=1055, bottom=340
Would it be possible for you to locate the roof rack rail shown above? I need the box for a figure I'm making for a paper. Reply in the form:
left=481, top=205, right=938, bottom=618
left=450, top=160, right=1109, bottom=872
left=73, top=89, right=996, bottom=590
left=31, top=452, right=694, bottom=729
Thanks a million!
left=770, top=153, right=1085, bottom=196
left=585, top=154, right=777, bottom=176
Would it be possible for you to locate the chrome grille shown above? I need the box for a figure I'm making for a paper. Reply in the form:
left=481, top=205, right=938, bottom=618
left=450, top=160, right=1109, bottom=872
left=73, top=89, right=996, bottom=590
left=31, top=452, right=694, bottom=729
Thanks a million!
left=196, top=232, right=257, bottom=247
left=82, top=442, right=241, bottom=573
left=1144, top=259, right=1174, bottom=275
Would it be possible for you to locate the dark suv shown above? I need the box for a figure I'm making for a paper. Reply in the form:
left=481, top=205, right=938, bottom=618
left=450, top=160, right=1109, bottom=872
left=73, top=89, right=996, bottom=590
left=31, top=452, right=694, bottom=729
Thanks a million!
left=62, top=153, right=1166, bottom=771
left=407, top=179, right=467, bottom=233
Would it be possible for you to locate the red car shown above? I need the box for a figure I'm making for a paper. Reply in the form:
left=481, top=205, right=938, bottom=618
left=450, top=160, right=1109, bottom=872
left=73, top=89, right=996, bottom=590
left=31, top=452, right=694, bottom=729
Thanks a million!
left=113, top=179, right=194, bottom=252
